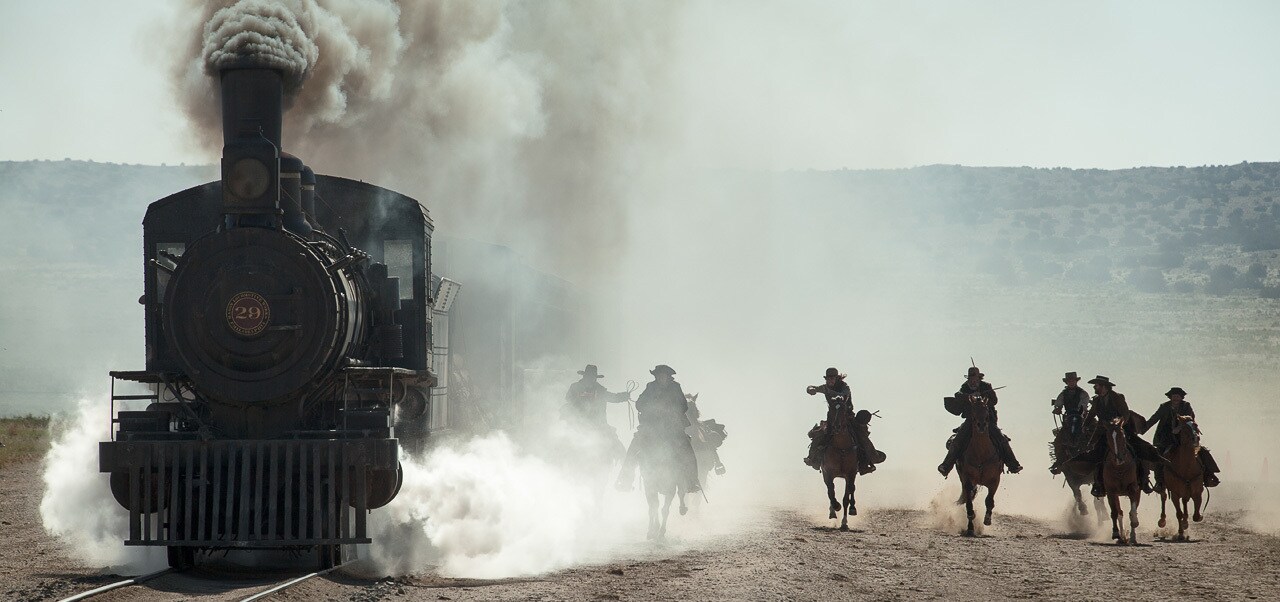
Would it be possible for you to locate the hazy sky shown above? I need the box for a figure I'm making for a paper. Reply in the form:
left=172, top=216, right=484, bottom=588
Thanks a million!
left=2, top=0, right=1278, bottom=169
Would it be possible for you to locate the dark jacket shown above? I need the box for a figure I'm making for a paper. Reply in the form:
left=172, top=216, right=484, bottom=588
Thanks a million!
left=1143, top=400, right=1195, bottom=450
left=564, top=378, right=618, bottom=425
left=1090, top=390, right=1130, bottom=423
left=955, top=380, right=998, bottom=420
left=810, top=382, right=854, bottom=415
left=636, top=379, right=691, bottom=431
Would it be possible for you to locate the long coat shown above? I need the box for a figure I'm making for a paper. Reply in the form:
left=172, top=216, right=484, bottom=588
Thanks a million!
left=1143, top=400, right=1196, bottom=450
left=636, top=379, right=691, bottom=432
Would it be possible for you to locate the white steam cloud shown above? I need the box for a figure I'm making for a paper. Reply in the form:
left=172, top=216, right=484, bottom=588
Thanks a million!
left=39, top=399, right=165, bottom=573
left=367, top=433, right=605, bottom=578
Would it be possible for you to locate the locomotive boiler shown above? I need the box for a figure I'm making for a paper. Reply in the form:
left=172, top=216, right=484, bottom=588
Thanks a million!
left=98, top=63, right=442, bottom=569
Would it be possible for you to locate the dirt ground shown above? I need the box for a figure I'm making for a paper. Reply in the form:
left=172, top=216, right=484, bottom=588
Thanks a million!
left=5, top=458, right=1278, bottom=602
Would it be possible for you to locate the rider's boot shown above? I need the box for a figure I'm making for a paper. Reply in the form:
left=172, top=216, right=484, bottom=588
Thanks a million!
left=1153, top=466, right=1166, bottom=492
left=1200, top=448, right=1221, bottom=487
left=937, top=449, right=956, bottom=477
left=803, top=440, right=823, bottom=470
left=991, top=426, right=1023, bottom=474
left=1139, top=467, right=1154, bottom=494
left=1091, top=464, right=1105, bottom=498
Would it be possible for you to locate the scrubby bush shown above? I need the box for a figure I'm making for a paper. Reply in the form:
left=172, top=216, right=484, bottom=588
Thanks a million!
left=1205, top=264, right=1240, bottom=295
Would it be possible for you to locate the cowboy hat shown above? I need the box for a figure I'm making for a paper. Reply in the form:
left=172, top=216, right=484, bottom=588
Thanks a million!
left=966, top=366, right=984, bottom=378
left=578, top=364, right=603, bottom=378
left=824, top=367, right=845, bottom=379
left=1087, top=375, right=1115, bottom=387
left=1165, top=387, right=1187, bottom=397
left=1063, top=371, right=1080, bottom=383
left=650, top=364, right=676, bottom=376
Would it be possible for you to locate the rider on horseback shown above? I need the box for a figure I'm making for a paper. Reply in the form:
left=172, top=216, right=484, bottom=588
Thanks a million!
left=938, top=366, right=1023, bottom=477
left=615, top=365, right=702, bottom=495
left=1142, top=387, right=1221, bottom=490
left=1048, top=371, right=1094, bottom=474
left=563, top=364, right=629, bottom=453
left=803, top=367, right=885, bottom=475
left=1068, top=376, right=1165, bottom=496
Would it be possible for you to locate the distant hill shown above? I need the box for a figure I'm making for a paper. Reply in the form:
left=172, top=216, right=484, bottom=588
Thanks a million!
left=3, top=159, right=1280, bottom=415
left=777, top=162, right=1280, bottom=295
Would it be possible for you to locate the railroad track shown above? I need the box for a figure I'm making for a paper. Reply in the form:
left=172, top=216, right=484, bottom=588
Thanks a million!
left=55, top=561, right=355, bottom=602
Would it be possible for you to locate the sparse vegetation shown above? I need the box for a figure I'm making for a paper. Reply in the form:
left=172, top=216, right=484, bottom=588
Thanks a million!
left=0, top=415, right=50, bottom=469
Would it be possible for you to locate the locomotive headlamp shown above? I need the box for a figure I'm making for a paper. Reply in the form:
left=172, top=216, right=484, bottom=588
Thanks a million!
left=227, top=158, right=271, bottom=201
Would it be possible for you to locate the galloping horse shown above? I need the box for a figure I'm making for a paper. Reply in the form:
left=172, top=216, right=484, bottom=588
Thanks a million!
left=1158, top=414, right=1205, bottom=540
left=821, top=401, right=859, bottom=530
left=637, top=432, right=688, bottom=541
left=1100, top=417, right=1143, bottom=544
left=956, top=397, right=1001, bottom=536
left=1053, top=421, right=1104, bottom=520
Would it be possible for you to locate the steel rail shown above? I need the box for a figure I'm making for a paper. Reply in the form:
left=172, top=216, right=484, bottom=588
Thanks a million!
left=238, top=560, right=355, bottom=601
left=56, top=568, right=174, bottom=602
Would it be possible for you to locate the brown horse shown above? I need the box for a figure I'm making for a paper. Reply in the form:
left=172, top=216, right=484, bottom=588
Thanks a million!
left=821, top=404, right=859, bottom=530
left=1158, top=414, right=1205, bottom=540
left=956, top=397, right=1001, bottom=536
left=1100, top=417, right=1142, bottom=544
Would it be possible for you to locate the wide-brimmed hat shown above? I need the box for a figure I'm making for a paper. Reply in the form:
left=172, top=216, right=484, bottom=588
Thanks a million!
left=824, top=367, right=844, bottom=379
left=966, top=366, right=984, bottom=378
left=1087, top=375, right=1115, bottom=387
left=578, top=364, right=603, bottom=378
left=1165, top=387, right=1187, bottom=398
left=1063, top=371, right=1080, bottom=383
left=650, top=364, right=676, bottom=376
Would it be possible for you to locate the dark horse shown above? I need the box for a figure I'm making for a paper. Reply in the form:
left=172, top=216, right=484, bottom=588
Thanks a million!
left=821, top=402, right=859, bottom=530
left=1052, top=420, right=1105, bottom=520
left=1100, top=417, right=1143, bottom=545
left=1158, top=414, right=1205, bottom=541
left=637, top=432, right=689, bottom=541
left=956, top=397, right=1001, bottom=536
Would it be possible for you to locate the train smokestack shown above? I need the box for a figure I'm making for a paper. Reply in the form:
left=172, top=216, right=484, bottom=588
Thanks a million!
left=219, top=65, right=284, bottom=150
left=219, top=65, right=283, bottom=224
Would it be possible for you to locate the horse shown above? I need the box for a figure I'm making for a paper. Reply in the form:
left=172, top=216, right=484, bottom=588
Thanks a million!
left=636, top=431, right=689, bottom=541
left=1052, top=419, right=1105, bottom=520
left=821, top=402, right=859, bottom=530
left=1158, top=414, right=1205, bottom=541
left=956, top=397, right=1002, bottom=536
left=1100, top=417, right=1143, bottom=544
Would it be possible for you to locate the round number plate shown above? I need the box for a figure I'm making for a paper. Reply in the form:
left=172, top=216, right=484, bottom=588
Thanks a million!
left=226, top=291, right=271, bottom=336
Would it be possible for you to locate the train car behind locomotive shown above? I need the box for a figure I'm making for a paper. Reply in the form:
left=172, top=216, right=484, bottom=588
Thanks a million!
left=97, top=63, right=444, bottom=569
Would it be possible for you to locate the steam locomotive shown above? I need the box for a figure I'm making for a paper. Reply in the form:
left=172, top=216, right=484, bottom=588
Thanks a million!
left=98, top=63, right=451, bottom=569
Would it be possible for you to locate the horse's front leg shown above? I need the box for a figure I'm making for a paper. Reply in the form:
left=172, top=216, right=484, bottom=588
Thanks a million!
left=825, top=474, right=839, bottom=519
left=983, top=480, right=998, bottom=527
left=660, top=493, right=675, bottom=540
left=839, top=478, right=853, bottom=531
left=1175, top=496, right=1188, bottom=540
left=646, top=487, right=659, bottom=540
left=1128, top=493, right=1140, bottom=545
left=846, top=475, right=857, bottom=517
left=1108, top=492, right=1124, bottom=543
left=1158, top=488, right=1168, bottom=529
left=963, top=479, right=976, bottom=536
left=1072, top=483, right=1087, bottom=515
left=1192, top=489, right=1204, bottom=523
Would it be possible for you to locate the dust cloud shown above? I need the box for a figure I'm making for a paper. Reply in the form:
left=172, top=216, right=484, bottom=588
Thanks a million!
left=39, top=398, right=166, bottom=573
left=38, top=0, right=1263, bottom=579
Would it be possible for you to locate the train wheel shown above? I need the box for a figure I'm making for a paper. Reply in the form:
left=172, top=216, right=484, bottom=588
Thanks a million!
left=167, top=546, right=196, bottom=570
